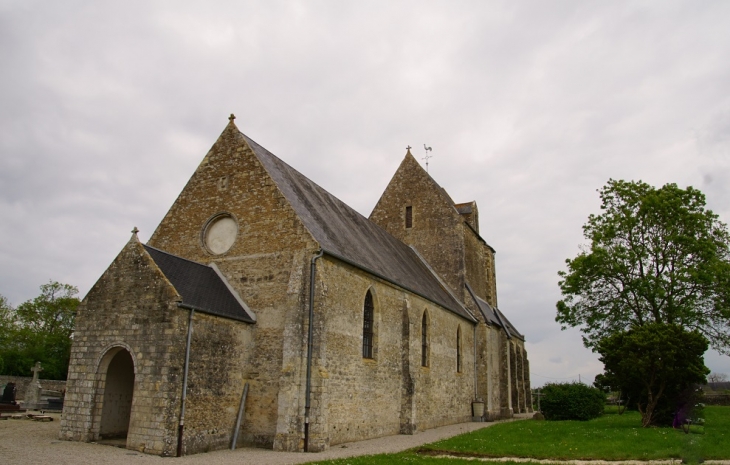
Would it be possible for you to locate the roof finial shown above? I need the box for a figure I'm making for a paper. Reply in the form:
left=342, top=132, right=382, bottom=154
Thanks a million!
left=229, top=113, right=236, bottom=123
left=423, top=144, right=433, bottom=173
left=406, top=145, right=412, bottom=154
left=132, top=226, right=139, bottom=235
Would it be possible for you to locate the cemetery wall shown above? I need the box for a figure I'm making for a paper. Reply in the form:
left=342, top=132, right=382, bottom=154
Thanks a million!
left=0, top=376, right=67, bottom=399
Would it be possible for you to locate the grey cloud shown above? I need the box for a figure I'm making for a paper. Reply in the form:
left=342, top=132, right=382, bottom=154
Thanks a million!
left=2, top=0, right=730, bottom=382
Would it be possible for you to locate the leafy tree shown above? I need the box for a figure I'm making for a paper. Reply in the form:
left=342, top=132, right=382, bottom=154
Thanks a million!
left=557, top=179, right=730, bottom=353
left=0, top=294, right=14, bottom=373
left=0, top=282, right=79, bottom=380
left=596, top=323, right=708, bottom=427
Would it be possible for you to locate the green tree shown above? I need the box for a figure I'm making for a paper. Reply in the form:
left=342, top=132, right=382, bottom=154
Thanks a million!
left=0, top=282, right=79, bottom=380
left=557, top=179, right=730, bottom=353
left=0, top=294, right=14, bottom=373
left=596, top=323, right=709, bottom=427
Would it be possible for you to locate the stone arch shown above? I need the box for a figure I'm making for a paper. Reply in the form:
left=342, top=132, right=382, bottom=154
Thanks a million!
left=91, top=344, right=137, bottom=442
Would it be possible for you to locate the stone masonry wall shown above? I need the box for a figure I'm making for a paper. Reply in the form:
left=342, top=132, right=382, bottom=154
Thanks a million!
left=308, top=257, right=475, bottom=449
left=181, top=311, right=254, bottom=455
left=0, top=376, right=67, bottom=399
left=463, top=226, right=491, bottom=304
left=60, top=237, right=187, bottom=456
left=370, top=152, right=465, bottom=296
left=146, top=122, right=318, bottom=452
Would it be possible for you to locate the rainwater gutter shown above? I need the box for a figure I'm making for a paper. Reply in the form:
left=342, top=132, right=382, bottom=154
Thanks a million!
left=177, top=307, right=195, bottom=457
left=304, top=249, right=324, bottom=452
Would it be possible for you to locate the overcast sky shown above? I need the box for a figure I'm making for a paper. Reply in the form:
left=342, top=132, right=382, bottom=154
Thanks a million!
left=2, top=1, right=729, bottom=386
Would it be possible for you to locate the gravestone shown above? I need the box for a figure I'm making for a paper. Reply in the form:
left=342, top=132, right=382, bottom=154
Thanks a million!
left=1, top=383, right=16, bottom=403
left=0, top=383, right=21, bottom=412
left=24, top=362, right=44, bottom=410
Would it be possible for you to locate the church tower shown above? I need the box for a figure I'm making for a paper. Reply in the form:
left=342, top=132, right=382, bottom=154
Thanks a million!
left=369, top=149, right=498, bottom=307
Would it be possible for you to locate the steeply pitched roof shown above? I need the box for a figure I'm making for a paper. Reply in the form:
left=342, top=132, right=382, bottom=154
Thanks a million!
left=465, top=283, right=524, bottom=340
left=144, top=244, right=255, bottom=323
left=242, top=133, right=475, bottom=323
left=495, top=307, right=523, bottom=341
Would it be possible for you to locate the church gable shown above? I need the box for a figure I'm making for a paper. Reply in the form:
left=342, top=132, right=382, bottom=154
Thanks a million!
left=79, top=232, right=181, bottom=323
left=147, top=117, right=316, bottom=264
left=370, top=150, right=467, bottom=297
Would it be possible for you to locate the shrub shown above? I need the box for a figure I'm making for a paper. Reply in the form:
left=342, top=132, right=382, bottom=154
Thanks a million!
left=540, top=382, right=605, bottom=421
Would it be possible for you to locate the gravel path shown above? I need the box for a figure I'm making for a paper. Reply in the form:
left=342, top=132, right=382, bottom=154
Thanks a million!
left=0, top=412, right=530, bottom=464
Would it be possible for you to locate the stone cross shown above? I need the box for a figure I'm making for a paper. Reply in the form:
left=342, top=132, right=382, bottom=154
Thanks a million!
left=30, top=361, right=43, bottom=384
left=25, top=362, right=43, bottom=409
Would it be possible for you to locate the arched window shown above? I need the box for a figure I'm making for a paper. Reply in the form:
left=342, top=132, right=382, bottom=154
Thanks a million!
left=421, top=311, right=429, bottom=367
left=456, top=326, right=462, bottom=373
left=363, top=291, right=374, bottom=359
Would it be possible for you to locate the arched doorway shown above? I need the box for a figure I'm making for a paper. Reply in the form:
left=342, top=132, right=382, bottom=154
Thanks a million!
left=99, top=349, right=135, bottom=439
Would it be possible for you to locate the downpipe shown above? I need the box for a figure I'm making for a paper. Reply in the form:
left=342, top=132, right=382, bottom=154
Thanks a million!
left=177, top=308, right=195, bottom=457
left=304, top=249, right=323, bottom=452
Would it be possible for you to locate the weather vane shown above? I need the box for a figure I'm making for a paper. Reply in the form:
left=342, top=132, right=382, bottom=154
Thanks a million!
left=423, top=144, right=433, bottom=172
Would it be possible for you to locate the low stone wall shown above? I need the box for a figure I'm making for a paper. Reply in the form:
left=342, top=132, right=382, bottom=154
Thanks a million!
left=0, top=375, right=67, bottom=400
left=704, top=394, right=730, bottom=406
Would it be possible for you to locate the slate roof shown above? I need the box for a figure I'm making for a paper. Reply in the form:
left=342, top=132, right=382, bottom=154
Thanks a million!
left=466, top=284, right=524, bottom=340
left=144, top=244, right=255, bottom=323
left=496, top=308, right=524, bottom=340
left=455, top=203, right=473, bottom=215
left=242, top=133, right=475, bottom=323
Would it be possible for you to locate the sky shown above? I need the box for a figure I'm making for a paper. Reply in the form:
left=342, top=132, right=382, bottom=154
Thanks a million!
left=1, top=0, right=729, bottom=386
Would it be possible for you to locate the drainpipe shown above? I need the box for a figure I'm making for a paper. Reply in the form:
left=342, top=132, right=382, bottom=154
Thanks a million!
left=177, top=308, right=195, bottom=457
left=304, top=249, right=323, bottom=452
left=473, top=325, right=478, bottom=399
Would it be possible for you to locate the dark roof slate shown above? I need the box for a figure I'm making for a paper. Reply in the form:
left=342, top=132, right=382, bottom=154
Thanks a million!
left=144, top=244, right=254, bottom=323
left=495, top=307, right=524, bottom=340
left=243, top=133, right=474, bottom=322
left=466, top=284, right=524, bottom=340
left=455, top=203, right=473, bottom=215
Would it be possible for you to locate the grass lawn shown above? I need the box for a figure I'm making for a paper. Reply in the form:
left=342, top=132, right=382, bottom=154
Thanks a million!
left=306, top=406, right=730, bottom=464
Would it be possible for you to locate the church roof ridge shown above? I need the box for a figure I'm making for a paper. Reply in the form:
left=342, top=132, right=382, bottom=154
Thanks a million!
left=240, top=130, right=473, bottom=321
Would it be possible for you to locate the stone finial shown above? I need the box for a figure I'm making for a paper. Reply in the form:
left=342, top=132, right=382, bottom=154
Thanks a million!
left=229, top=113, right=236, bottom=122
left=406, top=145, right=412, bottom=155
left=132, top=227, right=139, bottom=235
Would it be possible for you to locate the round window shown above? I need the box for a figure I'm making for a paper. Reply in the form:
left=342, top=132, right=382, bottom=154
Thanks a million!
left=203, top=214, right=238, bottom=255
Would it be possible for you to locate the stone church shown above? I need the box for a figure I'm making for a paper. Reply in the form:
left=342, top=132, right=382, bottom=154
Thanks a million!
left=59, top=115, right=531, bottom=456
